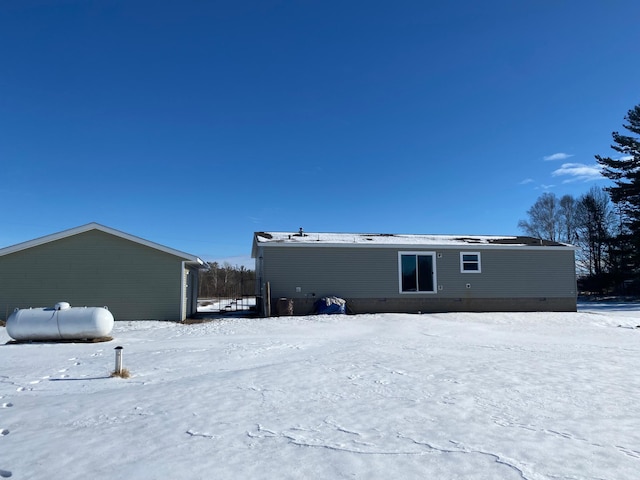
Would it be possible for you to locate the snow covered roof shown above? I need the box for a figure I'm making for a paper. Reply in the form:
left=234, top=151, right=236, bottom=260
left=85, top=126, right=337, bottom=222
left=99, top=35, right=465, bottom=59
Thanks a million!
left=0, top=222, right=204, bottom=266
left=253, top=230, right=573, bottom=255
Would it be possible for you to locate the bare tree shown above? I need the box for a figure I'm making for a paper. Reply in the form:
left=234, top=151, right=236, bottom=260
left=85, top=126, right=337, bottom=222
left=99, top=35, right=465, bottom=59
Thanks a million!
left=575, top=187, right=615, bottom=277
left=518, top=193, right=563, bottom=241
left=559, top=194, right=579, bottom=244
left=198, top=262, right=255, bottom=299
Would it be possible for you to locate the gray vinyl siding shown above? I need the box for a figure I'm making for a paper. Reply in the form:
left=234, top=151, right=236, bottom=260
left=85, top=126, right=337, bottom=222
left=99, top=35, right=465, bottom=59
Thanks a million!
left=262, top=246, right=395, bottom=298
left=435, top=248, right=576, bottom=297
left=261, top=245, right=576, bottom=300
left=0, top=230, right=184, bottom=321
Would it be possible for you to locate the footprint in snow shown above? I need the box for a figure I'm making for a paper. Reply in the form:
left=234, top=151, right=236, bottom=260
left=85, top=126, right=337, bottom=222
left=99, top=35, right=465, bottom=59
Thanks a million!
left=0, top=469, right=12, bottom=478
left=1, top=404, right=13, bottom=409
left=0, top=429, right=8, bottom=436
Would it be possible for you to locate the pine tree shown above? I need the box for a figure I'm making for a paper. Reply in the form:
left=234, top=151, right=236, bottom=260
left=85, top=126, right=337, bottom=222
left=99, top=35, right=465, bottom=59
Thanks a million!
left=595, top=104, right=640, bottom=280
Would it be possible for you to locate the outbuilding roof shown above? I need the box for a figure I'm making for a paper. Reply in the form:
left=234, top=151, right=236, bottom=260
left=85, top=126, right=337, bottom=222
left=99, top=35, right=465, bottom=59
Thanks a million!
left=0, top=222, right=204, bottom=266
left=252, top=230, right=573, bottom=256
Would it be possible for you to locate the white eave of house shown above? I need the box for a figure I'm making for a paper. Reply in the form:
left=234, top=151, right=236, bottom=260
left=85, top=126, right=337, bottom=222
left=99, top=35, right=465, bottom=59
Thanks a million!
left=0, top=222, right=205, bottom=267
left=252, top=231, right=576, bottom=257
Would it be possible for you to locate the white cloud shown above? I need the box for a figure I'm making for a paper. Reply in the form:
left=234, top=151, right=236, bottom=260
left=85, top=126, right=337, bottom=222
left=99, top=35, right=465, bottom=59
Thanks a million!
left=519, top=178, right=535, bottom=185
left=543, top=152, right=574, bottom=161
left=551, top=163, right=603, bottom=183
left=537, top=184, right=555, bottom=190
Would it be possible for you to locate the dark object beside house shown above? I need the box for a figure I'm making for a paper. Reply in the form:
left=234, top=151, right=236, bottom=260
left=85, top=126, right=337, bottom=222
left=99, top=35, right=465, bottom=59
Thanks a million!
left=276, top=297, right=294, bottom=316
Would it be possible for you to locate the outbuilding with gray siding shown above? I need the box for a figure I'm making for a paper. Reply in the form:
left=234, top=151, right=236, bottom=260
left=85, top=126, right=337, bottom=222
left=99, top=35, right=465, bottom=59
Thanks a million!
left=0, top=223, right=203, bottom=321
left=252, top=231, right=577, bottom=315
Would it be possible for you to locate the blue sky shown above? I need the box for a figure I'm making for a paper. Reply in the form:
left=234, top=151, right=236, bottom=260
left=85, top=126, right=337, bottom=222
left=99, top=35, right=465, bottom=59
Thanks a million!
left=1, top=1, right=639, bottom=265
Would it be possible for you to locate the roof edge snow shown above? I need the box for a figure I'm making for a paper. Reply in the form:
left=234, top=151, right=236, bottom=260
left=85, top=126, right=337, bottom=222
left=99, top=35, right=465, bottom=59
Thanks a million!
left=252, top=231, right=575, bottom=257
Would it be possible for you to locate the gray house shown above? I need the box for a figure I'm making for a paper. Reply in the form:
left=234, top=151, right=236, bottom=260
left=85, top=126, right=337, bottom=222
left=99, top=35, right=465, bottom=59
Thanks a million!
left=0, top=223, right=203, bottom=321
left=252, top=231, right=577, bottom=314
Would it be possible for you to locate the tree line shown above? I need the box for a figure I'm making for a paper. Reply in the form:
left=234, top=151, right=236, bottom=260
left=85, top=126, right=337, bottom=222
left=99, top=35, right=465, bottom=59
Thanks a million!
left=198, top=262, right=255, bottom=298
left=519, top=103, right=640, bottom=295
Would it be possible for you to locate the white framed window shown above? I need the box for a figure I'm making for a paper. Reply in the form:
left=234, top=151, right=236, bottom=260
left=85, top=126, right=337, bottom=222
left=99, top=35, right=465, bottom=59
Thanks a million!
left=398, top=252, right=437, bottom=293
left=460, top=252, right=481, bottom=273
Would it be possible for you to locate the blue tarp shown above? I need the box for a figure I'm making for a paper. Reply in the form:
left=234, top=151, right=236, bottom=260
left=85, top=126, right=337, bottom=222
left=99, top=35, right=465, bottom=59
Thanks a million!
left=315, top=296, right=346, bottom=314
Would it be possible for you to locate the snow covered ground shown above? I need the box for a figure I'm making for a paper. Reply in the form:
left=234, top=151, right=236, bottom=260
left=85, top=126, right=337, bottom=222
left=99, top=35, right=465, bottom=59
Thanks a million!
left=1, top=304, right=639, bottom=479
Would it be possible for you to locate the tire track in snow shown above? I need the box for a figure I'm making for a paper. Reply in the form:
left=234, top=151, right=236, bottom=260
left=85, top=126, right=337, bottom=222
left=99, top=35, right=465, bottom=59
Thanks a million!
left=403, top=436, right=530, bottom=480
left=616, top=445, right=640, bottom=459
left=492, top=416, right=640, bottom=462
left=186, top=429, right=219, bottom=439
left=246, top=421, right=528, bottom=479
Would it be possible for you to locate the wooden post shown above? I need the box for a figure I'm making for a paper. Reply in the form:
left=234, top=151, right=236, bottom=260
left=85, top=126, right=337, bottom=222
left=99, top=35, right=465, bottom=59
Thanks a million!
left=265, top=282, right=271, bottom=318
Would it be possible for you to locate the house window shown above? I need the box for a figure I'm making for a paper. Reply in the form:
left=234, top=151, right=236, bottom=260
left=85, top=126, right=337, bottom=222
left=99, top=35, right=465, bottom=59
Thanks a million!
left=460, top=252, right=481, bottom=273
left=399, top=252, right=436, bottom=293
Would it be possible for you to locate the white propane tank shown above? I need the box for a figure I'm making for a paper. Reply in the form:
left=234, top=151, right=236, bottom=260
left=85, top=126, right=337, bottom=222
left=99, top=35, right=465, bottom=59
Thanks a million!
left=6, top=302, right=114, bottom=341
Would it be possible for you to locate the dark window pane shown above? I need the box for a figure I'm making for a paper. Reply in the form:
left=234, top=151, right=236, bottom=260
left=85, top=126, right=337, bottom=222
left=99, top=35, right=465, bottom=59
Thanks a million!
left=462, top=254, right=478, bottom=262
left=401, top=255, right=417, bottom=291
left=463, top=263, right=479, bottom=271
left=417, top=255, right=434, bottom=292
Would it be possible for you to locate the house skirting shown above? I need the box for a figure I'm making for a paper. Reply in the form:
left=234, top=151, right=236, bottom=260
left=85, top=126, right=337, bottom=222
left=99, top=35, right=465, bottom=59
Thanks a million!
left=271, top=297, right=577, bottom=315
